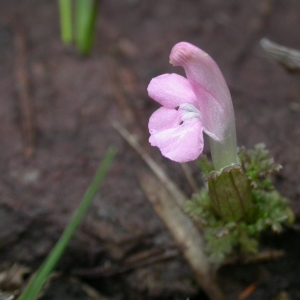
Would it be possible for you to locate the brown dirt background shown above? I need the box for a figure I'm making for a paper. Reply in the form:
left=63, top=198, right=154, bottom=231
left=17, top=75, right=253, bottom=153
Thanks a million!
left=0, top=0, right=300, bottom=299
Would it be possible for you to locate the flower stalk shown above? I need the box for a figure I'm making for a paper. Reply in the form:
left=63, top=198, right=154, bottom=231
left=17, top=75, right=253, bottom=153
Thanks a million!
left=209, top=128, right=238, bottom=171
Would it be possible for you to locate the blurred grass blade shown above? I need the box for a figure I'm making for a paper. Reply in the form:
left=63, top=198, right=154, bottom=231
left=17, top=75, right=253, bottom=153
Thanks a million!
left=75, top=0, right=98, bottom=54
left=18, top=146, right=117, bottom=300
left=58, top=0, right=73, bottom=44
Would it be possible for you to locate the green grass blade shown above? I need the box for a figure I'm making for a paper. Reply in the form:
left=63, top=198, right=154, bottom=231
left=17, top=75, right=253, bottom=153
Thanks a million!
left=18, top=146, right=117, bottom=300
left=75, top=0, right=98, bottom=55
left=58, top=0, right=73, bottom=44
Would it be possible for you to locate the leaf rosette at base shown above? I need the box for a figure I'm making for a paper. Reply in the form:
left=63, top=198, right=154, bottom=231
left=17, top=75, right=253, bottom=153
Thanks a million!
left=185, top=144, right=294, bottom=264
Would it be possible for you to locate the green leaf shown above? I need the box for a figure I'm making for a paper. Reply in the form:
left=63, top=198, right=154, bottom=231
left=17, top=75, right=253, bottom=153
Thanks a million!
left=58, top=0, right=73, bottom=44
left=17, top=146, right=116, bottom=300
left=239, top=143, right=282, bottom=190
left=75, top=0, right=98, bottom=55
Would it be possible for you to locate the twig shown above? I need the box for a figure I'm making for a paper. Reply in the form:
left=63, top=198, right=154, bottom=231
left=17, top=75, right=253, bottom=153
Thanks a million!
left=138, top=172, right=224, bottom=300
left=181, top=163, right=199, bottom=194
left=243, top=249, right=284, bottom=264
left=260, top=38, right=300, bottom=72
left=223, top=249, right=285, bottom=265
left=238, top=284, right=257, bottom=300
left=73, top=248, right=179, bottom=277
left=114, top=121, right=225, bottom=300
left=123, top=247, right=169, bottom=265
left=107, top=59, right=138, bottom=127
left=13, top=20, right=36, bottom=158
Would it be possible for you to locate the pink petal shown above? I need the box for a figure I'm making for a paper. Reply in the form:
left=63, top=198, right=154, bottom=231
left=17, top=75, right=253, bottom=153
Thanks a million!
left=148, top=107, right=181, bottom=135
left=149, top=119, right=204, bottom=163
left=190, top=85, right=224, bottom=141
left=147, top=73, right=196, bottom=108
left=170, top=42, right=235, bottom=140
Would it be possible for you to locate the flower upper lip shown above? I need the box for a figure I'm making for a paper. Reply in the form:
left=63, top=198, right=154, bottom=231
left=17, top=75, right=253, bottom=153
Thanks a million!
left=170, top=42, right=235, bottom=141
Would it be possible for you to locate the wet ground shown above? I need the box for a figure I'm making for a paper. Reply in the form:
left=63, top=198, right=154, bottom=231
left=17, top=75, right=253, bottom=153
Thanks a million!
left=0, top=0, right=300, bottom=299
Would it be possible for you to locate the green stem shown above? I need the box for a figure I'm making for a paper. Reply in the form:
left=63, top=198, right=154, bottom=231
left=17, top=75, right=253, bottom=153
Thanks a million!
left=209, top=122, right=238, bottom=171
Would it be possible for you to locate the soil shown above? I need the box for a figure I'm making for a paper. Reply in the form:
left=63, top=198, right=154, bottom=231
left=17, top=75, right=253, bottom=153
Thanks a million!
left=0, top=0, right=300, bottom=299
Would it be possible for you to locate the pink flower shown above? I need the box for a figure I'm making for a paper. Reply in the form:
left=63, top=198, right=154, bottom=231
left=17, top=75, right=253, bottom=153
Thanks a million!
left=148, top=42, right=235, bottom=163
